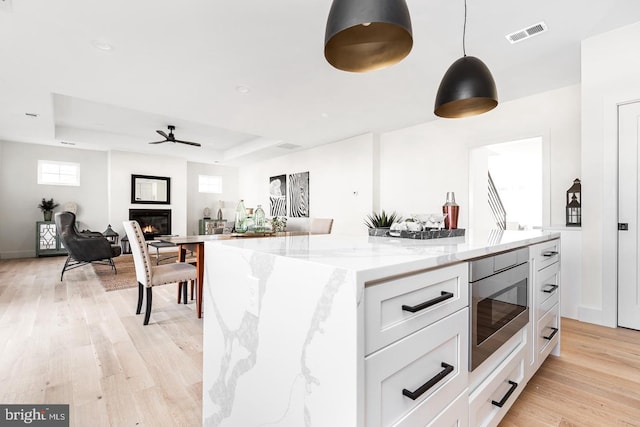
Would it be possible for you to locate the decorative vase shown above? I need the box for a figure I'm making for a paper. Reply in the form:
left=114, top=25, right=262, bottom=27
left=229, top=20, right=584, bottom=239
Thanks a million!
left=43, top=210, right=53, bottom=221
left=234, top=200, right=248, bottom=233
left=443, top=192, right=459, bottom=230
left=254, top=205, right=266, bottom=232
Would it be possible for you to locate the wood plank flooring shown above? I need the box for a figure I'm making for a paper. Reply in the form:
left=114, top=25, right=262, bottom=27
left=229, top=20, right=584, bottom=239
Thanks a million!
left=1, top=257, right=640, bottom=426
left=0, top=256, right=202, bottom=427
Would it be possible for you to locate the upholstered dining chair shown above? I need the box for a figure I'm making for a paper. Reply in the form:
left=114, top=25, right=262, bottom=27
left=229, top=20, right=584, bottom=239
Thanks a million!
left=310, top=218, right=334, bottom=235
left=122, top=220, right=197, bottom=325
left=55, top=211, right=122, bottom=281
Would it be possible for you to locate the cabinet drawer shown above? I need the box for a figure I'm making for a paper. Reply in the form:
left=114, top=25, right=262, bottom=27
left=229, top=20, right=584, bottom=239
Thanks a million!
left=537, top=303, right=560, bottom=364
left=425, top=389, right=469, bottom=427
left=365, top=263, right=468, bottom=355
left=469, top=343, right=527, bottom=427
left=365, top=308, right=468, bottom=427
left=535, top=261, right=560, bottom=315
left=531, top=239, right=560, bottom=270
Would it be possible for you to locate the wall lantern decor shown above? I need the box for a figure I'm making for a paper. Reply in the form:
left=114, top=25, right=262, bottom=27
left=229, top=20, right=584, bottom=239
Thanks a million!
left=324, top=0, right=413, bottom=72
left=566, top=178, right=581, bottom=227
left=434, top=0, right=498, bottom=118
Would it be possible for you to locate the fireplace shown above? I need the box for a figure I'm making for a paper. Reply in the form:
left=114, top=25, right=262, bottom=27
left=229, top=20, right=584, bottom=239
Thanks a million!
left=129, top=209, right=172, bottom=240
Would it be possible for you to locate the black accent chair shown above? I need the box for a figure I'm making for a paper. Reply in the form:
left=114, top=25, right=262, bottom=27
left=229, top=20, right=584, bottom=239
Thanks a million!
left=55, top=211, right=122, bottom=281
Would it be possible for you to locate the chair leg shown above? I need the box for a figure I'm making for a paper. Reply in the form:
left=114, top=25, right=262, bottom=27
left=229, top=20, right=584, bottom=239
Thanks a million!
left=110, top=258, right=118, bottom=274
left=144, top=287, right=152, bottom=325
left=191, top=280, right=195, bottom=300
left=136, top=282, right=144, bottom=314
left=182, top=281, right=188, bottom=304
left=60, top=256, right=71, bottom=281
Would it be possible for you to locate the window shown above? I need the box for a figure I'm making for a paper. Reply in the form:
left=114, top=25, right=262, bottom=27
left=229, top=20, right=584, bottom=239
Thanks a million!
left=198, top=175, right=222, bottom=193
left=38, top=160, right=80, bottom=186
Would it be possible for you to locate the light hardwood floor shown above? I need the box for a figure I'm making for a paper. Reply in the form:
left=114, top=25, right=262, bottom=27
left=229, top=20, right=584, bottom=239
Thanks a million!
left=1, top=257, right=640, bottom=426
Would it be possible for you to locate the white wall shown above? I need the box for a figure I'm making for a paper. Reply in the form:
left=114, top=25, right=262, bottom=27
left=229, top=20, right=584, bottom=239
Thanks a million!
left=580, top=21, right=640, bottom=327
left=107, top=150, right=188, bottom=238
left=380, top=85, right=581, bottom=229
left=238, top=134, right=375, bottom=235
left=0, top=141, right=108, bottom=258
left=186, top=162, right=239, bottom=234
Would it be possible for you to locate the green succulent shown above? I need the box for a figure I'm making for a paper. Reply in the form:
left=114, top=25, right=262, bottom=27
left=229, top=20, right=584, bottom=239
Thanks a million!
left=37, top=198, right=59, bottom=212
left=364, top=210, right=402, bottom=228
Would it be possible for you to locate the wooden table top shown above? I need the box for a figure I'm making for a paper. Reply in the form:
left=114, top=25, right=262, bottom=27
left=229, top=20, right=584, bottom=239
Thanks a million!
left=159, top=231, right=308, bottom=245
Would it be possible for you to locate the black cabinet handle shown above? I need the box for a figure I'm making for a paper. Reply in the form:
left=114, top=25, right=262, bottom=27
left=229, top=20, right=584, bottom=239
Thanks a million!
left=491, top=380, right=518, bottom=408
left=402, top=291, right=454, bottom=313
left=402, top=362, right=454, bottom=400
left=543, top=327, right=559, bottom=340
left=543, top=284, right=559, bottom=293
left=542, top=251, right=558, bottom=257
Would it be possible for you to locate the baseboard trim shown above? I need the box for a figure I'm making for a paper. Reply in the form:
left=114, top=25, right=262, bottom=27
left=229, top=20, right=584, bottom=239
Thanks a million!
left=0, top=250, right=35, bottom=259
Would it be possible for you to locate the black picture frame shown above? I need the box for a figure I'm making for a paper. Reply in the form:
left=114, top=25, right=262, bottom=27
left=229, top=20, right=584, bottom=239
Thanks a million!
left=131, top=174, right=171, bottom=204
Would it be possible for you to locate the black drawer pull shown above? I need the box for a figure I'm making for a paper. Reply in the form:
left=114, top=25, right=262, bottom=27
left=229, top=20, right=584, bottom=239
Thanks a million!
left=543, top=327, right=559, bottom=340
left=402, top=362, right=454, bottom=400
left=542, top=251, right=558, bottom=257
left=543, top=284, right=559, bottom=293
left=491, top=380, right=518, bottom=408
left=402, top=291, right=454, bottom=313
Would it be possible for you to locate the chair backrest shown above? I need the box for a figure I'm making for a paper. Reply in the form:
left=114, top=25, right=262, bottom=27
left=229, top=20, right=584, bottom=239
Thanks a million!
left=122, top=220, right=153, bottom=286
left=310, top=218, right=334, bottom=235
left=56, top=211, right=112, bottom=262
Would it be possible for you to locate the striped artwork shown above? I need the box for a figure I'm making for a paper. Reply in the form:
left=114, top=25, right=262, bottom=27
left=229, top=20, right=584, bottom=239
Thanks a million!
left=288, top=171, right=309, bottom=217
left=269, top=175, right=286, bottom=216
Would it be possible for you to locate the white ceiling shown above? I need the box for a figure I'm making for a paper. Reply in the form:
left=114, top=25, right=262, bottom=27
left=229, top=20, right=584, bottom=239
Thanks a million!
left=1, top=0, right=640, bottom=165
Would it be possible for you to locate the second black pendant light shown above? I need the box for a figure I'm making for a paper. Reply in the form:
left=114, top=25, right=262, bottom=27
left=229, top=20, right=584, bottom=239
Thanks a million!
left=434, top=0, right=498, bottom=118
left=324, top=0, right=413, bottom=73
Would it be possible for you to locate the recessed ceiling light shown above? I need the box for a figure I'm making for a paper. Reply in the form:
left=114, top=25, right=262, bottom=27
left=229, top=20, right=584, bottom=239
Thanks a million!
left=25, top=112, right=39, bottom=118
left=91, top=39, right=114, bottom=51
left=236, top=85, right=250, bottom=94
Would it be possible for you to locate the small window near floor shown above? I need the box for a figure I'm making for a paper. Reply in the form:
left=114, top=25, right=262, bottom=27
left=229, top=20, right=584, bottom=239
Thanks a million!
left=37, top=160, right=80, bottom=186
left=199, top=175, right=222, bottom=193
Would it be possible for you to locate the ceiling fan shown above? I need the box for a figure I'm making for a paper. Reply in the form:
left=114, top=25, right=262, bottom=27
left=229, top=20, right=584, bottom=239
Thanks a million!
left=149, top=125, right=201, bottom=147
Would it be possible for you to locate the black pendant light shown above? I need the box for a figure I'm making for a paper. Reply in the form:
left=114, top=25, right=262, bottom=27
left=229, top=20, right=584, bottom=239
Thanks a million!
left=324, top=0, right=413, bottom=73
left=434, top=0, right=498, bottom=118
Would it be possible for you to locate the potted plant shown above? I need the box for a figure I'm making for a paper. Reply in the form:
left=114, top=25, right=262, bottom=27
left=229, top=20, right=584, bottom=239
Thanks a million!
left=365, top=210, right=402, bottom=236
left=38, top=198, right=59, bottom=221
left=270, top=216, right=287, bottom=232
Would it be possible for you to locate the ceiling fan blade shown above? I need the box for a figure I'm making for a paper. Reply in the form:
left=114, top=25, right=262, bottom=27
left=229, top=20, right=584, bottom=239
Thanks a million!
left=156, top=130, right=169, bottom=139
left=149, top=140, right=166, bottom=144
left=175, top=139, right=201, bottom=147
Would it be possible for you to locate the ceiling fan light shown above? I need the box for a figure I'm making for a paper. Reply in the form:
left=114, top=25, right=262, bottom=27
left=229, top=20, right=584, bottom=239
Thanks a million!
left=324, top=0, right=413, bottom=73
left=434, top=56, right=498, bottom=118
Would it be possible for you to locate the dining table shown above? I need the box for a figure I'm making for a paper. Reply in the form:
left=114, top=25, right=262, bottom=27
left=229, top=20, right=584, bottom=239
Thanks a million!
left=159, top=231, right=309, bottom=318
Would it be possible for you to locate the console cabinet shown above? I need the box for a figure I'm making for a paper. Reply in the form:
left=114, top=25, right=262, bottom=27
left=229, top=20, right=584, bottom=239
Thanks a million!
left=36, top=221, right=66, bottom=256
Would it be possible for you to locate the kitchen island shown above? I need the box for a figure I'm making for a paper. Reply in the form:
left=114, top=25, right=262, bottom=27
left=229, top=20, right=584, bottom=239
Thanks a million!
left=202, top=229, right=561, bottom=427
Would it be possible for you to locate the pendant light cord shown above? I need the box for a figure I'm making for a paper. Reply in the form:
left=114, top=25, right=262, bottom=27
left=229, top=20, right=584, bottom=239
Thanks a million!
left=462, top=0, right=467, bottom=57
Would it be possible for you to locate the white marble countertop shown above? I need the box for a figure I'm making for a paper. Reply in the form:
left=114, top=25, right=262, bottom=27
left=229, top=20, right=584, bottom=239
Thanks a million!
left=206, top=229, right=560, bottom=283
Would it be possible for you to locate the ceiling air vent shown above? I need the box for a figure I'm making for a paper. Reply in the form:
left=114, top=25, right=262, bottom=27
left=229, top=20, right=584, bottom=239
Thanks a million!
left=506, top=21, right=548, bottom=44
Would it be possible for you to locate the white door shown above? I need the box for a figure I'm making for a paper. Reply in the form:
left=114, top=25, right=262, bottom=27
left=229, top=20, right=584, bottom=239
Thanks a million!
left=618, top=101, right=640, bottom=330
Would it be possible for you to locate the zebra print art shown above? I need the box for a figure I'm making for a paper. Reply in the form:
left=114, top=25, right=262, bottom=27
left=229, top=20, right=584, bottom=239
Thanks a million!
left=269, top=175, right=286, bottom=216
left=288, top=171, right=309, bottom=217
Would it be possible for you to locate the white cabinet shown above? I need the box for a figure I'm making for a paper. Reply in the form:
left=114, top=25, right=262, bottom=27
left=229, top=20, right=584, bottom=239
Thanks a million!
left=364, top=264, right=469, bottom=427
left=469, top=343, right=528, bottom=427
left=529, top=239, right=561, bottom=372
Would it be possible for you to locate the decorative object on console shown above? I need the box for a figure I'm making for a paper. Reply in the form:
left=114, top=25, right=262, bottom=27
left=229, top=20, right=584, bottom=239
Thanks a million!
left=434, top=0, right=498, bottom=118
left=566, top=178, right=581, bottom=227
left=203, top=207, right=211, bottom=219
left=216, top=200, right=224, bottom=220
left=38, top=198, right=59, bottom=221
left=102, top=224, right=119, bottom=245
left=288, top=171, right=310, bottom=217
left=270, top=216, right=287, bottom=232
left=269, top=175, right=287, bottom=216
left=234, top=200, right=248, bottom=233
left=62, top=201, right=78, bottom=214
left=324, top=0, right=413, bottom=72
left=443, top=192, right=459, bottom=229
